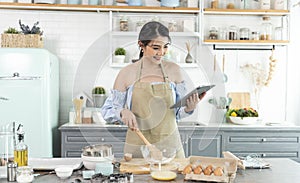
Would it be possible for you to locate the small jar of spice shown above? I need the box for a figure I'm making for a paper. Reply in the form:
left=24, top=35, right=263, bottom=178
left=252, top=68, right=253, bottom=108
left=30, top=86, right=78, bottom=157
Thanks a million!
left=120, top=16, right=129, bottom=32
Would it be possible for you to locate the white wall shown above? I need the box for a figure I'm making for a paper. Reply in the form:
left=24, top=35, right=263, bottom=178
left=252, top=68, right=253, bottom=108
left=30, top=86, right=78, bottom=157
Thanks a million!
left=0, top=6, right=299, bottom=125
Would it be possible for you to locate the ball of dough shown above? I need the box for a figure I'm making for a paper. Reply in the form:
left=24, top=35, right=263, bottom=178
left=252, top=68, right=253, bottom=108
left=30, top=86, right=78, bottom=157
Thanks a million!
left=124, top=153, right=132, bottom=161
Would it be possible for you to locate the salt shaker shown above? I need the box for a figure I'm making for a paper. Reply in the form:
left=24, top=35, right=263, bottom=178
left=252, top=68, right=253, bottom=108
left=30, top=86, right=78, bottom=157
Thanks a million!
left=7, top=162, right=17, bottom=182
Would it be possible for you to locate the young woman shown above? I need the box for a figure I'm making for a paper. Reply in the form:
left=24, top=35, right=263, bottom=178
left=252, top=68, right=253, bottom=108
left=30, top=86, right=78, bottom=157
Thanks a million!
left=101, top=21, right=205, bottom=158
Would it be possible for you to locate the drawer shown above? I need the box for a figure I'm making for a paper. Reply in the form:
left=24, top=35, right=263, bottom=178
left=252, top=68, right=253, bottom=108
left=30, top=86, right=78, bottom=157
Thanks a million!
left=229, top=136, right=298, bottom=143
left=231, top=152, right=299, bottom=159
left=189, top=135, right=221, bottom=157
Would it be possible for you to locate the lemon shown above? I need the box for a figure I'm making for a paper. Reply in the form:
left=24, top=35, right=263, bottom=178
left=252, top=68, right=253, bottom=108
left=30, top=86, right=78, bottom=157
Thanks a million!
left=231, top=112, right=237, bottom=117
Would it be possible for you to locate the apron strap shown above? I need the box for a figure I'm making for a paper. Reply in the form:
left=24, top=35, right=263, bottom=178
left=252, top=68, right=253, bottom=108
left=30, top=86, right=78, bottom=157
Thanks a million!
left=159, top=62, right=169, bottom=82
left=137, top=59, right=169, bottom=82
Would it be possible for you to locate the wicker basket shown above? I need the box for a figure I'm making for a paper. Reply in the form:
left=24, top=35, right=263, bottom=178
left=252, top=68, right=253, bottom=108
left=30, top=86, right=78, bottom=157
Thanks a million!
left=1, top=34, right=43, bottom=48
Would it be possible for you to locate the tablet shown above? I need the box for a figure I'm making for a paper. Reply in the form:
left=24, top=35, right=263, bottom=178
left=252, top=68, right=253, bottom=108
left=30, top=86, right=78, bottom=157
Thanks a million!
left=170, top=85, right=215, bottom=109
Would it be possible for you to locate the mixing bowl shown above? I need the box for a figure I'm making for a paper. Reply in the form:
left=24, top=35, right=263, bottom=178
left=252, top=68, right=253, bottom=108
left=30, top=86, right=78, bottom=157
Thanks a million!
left=140, top=145, right=176, bottom=164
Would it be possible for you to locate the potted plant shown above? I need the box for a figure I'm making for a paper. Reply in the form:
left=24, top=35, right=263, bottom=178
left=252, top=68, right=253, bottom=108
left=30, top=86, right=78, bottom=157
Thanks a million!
left=92, top=86, right=107, bottom=108
left=113, top=47, right=126, bottom=63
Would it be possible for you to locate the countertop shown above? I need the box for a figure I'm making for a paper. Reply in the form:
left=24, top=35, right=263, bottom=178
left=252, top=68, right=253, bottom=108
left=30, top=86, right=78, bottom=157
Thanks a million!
left=59, top=121, right=300, bottom=131
left=1, top=158, right=299, bottom=183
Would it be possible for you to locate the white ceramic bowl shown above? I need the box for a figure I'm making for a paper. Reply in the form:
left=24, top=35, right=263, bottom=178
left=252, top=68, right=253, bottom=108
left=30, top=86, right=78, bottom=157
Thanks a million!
left=81, top=154, right=114, bottom=170
left=55, top=166, right=73, bottom=179
left=229, top=117, right=258, bottom=125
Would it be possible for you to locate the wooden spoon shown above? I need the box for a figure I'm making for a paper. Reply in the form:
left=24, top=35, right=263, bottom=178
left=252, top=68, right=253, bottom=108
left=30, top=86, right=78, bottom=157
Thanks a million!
left=136, top=129, right=163, bottom=161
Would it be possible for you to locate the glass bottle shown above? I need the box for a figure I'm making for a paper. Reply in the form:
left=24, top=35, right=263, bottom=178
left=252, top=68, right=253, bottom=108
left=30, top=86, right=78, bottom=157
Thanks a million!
left=239, top=28, right=250, bottom=40
left=228, top=25, right=238, bottom=40
left=211, top=0, right=219, bottom=8
left=119, top=16, right=129, bottom=32
left=260, top=0, right=271, bottom=9
left=260, top=16, right=273, bottom=40
left=209, top=27, right=218, bottom=40
left=14, top=125, right=28, bottom=167
left=251, top=31, right=260, bottom=40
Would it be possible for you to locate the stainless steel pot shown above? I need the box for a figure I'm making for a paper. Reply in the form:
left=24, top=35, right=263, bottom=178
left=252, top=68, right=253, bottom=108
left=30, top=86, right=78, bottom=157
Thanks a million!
left=82, top=144, right=113, bottom=157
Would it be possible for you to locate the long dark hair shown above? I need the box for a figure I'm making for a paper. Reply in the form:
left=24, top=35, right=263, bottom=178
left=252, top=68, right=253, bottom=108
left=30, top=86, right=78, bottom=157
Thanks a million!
left=138, top=21, right=171, bottom=59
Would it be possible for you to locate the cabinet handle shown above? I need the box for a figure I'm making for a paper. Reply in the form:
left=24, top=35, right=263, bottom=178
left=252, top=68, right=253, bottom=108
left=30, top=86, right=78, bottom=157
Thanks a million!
left=261, top=153, right=266, bottom=157
left=101, top=138, right=105, bottom=142
left=261, top=138, right=267, bottom=142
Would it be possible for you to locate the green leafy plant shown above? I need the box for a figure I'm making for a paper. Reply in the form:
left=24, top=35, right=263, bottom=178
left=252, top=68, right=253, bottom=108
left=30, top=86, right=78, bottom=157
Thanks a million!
left=92, top=86, right=106, bottom=95
left=4, top=27, right=20, bottom=34
left=114, top=47, right=126, bottom=56
left=226, top=107, right=258, bottom=119
left=19, top=19, right=43, bottom=35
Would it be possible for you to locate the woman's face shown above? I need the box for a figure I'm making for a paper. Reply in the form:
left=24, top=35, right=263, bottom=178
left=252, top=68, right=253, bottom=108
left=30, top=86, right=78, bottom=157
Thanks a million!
left=142, top=36, right=170, bottom=63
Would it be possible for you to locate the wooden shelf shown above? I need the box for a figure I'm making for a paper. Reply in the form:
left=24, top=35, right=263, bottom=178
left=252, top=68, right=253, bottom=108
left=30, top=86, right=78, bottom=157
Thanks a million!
left=203, top=8, right=290, bottom=16
left=0, top=2, right=200, bottom=13
left=112, top=31, right=200, bottom=37
left=204, top=39, right=289, bottom=45
left=110, top=62, right=199, bottom=68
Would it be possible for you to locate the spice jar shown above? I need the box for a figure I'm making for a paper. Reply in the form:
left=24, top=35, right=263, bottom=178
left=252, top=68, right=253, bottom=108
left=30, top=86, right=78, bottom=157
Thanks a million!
left=208, top=27, right=218, bottom=40
left=251, top=31, right=260, bottom=40
left=7, top=162, right=17, bottom=182
left=260, top=16, right=272, bottom=40
left=168, top=20, right=178, bottom=32
left=228, top=25, right=238, bottom=40
left=239, top=28, right=250, bottom=40
left=226, top=0, right=235, bottom=9
left=120, top=16, right=129, bottom=32
left=260, top=0, right=271, bottom=9
left=211, top=0, right=219, bottom=8
left=16, top=166, right=34, bottom=183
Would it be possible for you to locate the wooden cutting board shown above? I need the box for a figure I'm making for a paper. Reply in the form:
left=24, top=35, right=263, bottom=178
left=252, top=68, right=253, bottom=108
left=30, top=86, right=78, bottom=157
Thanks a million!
left=227, top=92, right=250, bottom=109
left=120, top=158, right=189, bottom=174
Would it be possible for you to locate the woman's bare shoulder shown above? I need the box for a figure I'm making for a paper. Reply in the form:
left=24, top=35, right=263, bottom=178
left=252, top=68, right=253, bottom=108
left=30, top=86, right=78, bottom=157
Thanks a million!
left=114, top=62, right=139, bottom=91
left=163, top=61, right=183, bottom=82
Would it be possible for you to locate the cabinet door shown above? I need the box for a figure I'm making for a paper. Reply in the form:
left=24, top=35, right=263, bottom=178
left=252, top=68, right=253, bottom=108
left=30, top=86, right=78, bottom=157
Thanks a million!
left=188, top=135, right=221, bottom=157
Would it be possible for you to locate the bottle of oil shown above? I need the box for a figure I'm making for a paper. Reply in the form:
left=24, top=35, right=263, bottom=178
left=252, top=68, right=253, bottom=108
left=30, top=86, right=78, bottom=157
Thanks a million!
left=14, top=124, right=28, bottom=167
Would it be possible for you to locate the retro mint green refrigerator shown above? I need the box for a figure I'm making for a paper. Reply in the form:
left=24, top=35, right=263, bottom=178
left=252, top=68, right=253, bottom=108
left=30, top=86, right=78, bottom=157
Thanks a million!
left=0, top=48, right=59, bottom=158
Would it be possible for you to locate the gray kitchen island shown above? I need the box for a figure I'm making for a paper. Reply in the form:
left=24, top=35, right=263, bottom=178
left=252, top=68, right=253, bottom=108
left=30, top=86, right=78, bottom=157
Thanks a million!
left=0, top=158, right=299, bottom=182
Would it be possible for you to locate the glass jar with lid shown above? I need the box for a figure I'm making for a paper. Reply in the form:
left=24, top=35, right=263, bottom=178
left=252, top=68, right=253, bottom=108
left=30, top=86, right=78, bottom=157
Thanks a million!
left=251, top=31, right=260, bottom=40
left=260, top=16, right=273, bottom=40
left=239, top=28, right=250, bottom=40
left=228, top=25, right=238, bottom=40
left=208, top=27, right=218, bottom=40
left=119, top=16, right=129, bottom=32
left=211, top=0, right=219, bottom=8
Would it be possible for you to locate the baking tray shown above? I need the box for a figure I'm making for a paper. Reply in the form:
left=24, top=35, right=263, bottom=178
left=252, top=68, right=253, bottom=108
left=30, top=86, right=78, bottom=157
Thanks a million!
left=28, top=158, right=82, bottom=170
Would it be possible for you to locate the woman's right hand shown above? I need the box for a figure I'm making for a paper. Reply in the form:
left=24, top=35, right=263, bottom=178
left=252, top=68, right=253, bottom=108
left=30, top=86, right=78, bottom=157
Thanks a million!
left=121, top=109, right=138, bottom=130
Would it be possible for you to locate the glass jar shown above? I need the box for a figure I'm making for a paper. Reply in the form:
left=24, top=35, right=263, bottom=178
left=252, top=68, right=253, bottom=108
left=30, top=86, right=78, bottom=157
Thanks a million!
left=228, top=25, right=238, bottom=40
left=135, top=19, right=144, bottom=32
left=211, top=0, right=219, bottom=8
left=239, top=28, right=250, bottom=40
left=119, top=16, right=129, bottom=32
left=226, top=0, right=235, bottom=9
left=260, top=16, right=272, bottom=40
left=168, top=20, right=177, bottom=32
left=251, top=31, right=260, bottom=40
left=219, top=27, right=227, bottom=40
left=260, top=0, right=271, bottom=9
left=209, top=27, right=218, bottom=40
left=16, top=166, right=34, bottom=183
left=274, top=27, right=283, bottom=40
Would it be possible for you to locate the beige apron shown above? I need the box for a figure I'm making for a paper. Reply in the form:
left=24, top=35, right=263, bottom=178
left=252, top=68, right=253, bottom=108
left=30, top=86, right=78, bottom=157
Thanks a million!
left=123, top=60, right=185, bottom=158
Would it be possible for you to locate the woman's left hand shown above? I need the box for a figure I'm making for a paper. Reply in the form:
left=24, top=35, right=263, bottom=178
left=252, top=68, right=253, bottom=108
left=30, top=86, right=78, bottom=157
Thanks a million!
left=184, top=92, right=206, bottom=113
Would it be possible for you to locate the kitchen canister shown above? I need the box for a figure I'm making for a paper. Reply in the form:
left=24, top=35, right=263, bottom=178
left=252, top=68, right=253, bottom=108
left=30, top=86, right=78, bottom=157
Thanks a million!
left=128, top=0, right=143, bottom=6
left=161, top=0, right=179, bottom=7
